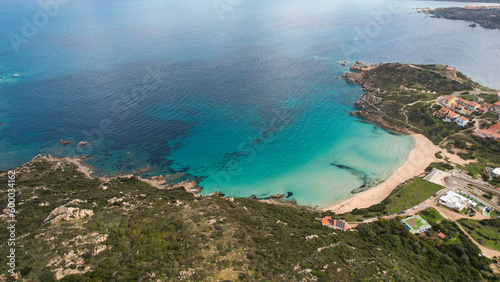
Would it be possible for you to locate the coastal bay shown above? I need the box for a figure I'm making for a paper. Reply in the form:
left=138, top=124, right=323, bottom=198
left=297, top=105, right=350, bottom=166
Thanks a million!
left=2, top=0, right=500, bottom=209
left=324, top=134, right=439, bottom=213
left=2, top=0, right=500, bottom=279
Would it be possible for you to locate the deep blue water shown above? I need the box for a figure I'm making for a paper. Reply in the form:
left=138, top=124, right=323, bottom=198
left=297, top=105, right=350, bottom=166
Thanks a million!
left=1, top=0, right=499, bottom=207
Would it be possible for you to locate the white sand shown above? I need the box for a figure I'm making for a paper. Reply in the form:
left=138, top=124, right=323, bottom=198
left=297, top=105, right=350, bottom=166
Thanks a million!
left=323, top=134, right=439, bottom=214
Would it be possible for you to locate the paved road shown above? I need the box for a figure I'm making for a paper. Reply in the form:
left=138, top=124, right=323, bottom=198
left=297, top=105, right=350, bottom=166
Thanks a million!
left=444, top=176, right=470, bottom=190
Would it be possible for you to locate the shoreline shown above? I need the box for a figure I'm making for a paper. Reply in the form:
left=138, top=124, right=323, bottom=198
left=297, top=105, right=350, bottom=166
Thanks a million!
left=323, top=134, right=439, bottom=214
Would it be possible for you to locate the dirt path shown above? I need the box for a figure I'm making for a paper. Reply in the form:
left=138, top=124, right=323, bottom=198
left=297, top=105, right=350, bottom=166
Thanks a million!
left=433, top=205, right=500, bottom=259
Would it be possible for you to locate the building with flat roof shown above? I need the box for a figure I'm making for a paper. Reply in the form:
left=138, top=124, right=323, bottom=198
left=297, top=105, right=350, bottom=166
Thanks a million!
left=455, top=116, right=469, bottom=127
left=438, top=191, right=477, bottom=211
left=492, top=168, right=500, bottom=178
left=401, top=215, right=431, bottom=234
left=321, top=216, right=348, bottom=231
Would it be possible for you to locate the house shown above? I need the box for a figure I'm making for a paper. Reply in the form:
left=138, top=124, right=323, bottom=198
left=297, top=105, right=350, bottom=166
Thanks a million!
left=401, top=215, right=431, bottom=234
left=447, top=111, right=460, bottom=120
left=456, top=98, right=480, bottom=112
left=476, top=107, right=488, bottom=115
left=493, top=102, right=500, bottom=114
left=484, top=103, right=493, bottom=110
left=445, top=96, right=457, bottom=107
left=488, top=123, right=500, bottom=133
left=455, top=116, right=469, bottom=127
left=438, top=191, right=477, bottom=211
left=433, top=107, right=463, bottom=123
left=433, top=107, right=452, bottom=119
left=492, top=168, right=500, bottom=178
left=321, top=217, right=348, bottom=231
left=437, top=232, right=447, bottom=239
left=456, top=108, right=473, bottom=116
left=473, top=129, right=500, bottom=141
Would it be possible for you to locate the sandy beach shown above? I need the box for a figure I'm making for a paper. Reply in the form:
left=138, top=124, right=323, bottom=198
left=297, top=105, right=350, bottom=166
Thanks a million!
left=323, top=134, right=440, bottom=214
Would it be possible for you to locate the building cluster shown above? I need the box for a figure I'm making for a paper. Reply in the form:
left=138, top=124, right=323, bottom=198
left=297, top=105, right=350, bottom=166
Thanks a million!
left=474, top=123, right=500, bottom=141
left=434, top=96, right=498, bottom=128
left=433, top=106, right=470, bottom=127
left=321, top=216, right=348, bottom=231
left=445, top=96, right=488, bottom=115
left=438, top=191, right=477, bottom=211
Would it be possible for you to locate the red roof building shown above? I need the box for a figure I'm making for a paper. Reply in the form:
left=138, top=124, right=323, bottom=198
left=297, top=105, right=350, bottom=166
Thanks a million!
left=433, top=107, right=452, bottom=119
left=474, top=129, right=500, bottom=141
left=447, top=112, right=460, bottom=120
left=489, top=123, right=500, bottom=133
left=476, top=107, right=488, bottom=115
left=321, top=216, right=348, bottom=231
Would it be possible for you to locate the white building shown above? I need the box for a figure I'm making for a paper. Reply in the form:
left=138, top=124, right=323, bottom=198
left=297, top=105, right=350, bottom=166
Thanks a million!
left=455, top=116, right=469, bottom=127
left=492, top=168, right=500, bottom=178
left=438, top=191, right=476, bottom=211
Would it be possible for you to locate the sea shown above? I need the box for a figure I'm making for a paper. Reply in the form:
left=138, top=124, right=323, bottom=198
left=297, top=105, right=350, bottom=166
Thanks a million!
left=1, top=0, right=499, bottom=208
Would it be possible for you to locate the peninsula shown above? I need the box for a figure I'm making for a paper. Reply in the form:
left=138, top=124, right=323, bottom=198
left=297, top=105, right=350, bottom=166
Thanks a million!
left=422, top=6, right=500, bottom=30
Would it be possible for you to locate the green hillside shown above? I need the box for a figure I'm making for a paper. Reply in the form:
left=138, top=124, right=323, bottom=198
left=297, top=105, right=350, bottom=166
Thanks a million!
left=0, top=156, right=497, bottom=281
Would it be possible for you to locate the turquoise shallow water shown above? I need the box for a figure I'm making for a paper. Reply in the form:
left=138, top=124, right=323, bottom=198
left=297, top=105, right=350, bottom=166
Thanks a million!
left=1, top=0, right=499, bottom=207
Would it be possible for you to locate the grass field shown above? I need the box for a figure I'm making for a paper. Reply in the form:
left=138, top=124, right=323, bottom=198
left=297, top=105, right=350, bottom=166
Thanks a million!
left=385, top=178, right=443, bottom=214
left=458, top=218, right=500, bottom=252
left=341, top=178, right=444, bottom=222
left=461, top=94, right=478, bottom=102
left=419, top=207, right=445, bottom=226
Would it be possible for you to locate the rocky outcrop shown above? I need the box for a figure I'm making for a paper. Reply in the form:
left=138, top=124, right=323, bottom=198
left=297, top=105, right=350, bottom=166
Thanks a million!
left=44, top=204, right=94, bottom=224
left=350, top=110, right=413, bottom=135
left=349, top=61, right=377, bottom=72
left=343, top=62, right=414, bottom=135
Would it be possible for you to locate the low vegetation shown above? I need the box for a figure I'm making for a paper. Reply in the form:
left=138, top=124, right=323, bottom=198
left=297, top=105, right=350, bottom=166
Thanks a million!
left=419, top=207, right=445, bottom=226
left=459, top=218, right=500, bottom=252
left=0, top=157, right=498, bottom=280
left=342, top=178, right=442, bottom=222
left=384, top=178, right=442, bottom=214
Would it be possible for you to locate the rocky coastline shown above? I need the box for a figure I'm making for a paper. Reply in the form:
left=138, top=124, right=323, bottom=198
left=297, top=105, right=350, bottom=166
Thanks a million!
left=343, top=61, right=415, bottom=135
